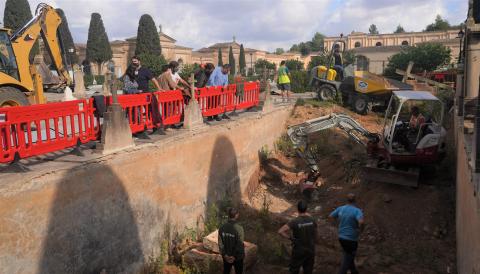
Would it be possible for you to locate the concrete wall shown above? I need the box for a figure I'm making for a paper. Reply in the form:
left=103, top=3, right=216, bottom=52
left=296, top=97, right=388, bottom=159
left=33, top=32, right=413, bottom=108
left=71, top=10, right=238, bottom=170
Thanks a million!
left=0, top=106, right=292, bottom=274
left=455, top=118, right=480, bottom=274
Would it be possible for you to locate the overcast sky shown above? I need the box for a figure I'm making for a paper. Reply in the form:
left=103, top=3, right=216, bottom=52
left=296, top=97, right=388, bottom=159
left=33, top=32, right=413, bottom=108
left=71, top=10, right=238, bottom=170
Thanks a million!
left=0, top=0, right=468, bottom=51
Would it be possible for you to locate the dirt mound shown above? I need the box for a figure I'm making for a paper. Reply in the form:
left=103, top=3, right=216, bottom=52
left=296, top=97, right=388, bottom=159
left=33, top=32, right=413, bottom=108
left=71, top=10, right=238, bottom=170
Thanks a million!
left=242, top=102, right=456, bottom=274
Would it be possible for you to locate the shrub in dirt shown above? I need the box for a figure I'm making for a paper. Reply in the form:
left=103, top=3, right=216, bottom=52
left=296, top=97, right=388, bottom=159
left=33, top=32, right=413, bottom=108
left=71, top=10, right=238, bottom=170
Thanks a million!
left=275, top=134, right=296, bottom=157
left=258, top=145, right=272, bottom=164
left=290, top=70, right=310, bottom=93
left=83, top=74, right=105, bottom=87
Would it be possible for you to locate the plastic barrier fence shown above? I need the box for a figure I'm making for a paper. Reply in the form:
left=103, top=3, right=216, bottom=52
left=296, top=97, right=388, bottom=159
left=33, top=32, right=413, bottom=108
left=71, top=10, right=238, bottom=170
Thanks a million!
left=0, top=82, right=260, bottom=164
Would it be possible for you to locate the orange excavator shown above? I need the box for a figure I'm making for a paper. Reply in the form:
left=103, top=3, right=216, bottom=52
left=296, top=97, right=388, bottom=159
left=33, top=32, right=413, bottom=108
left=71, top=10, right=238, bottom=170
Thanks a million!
left=0, top=3, right=72, bottom=107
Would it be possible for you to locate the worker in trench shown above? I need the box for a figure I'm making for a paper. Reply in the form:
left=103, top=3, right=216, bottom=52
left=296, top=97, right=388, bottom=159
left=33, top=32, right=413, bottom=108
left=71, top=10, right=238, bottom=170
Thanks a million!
left=329, top=193, right=365, bottom=274
left=218, top=207, right=245, bottom=274
left=278, top=200, right=318, bottom=274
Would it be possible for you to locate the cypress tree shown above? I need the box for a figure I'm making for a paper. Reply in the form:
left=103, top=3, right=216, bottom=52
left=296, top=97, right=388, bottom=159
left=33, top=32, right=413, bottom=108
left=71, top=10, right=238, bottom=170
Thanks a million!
left=4, top=0, right=38, bottom=59
left=3, top=0, right=32, bottom=31
left=56, top=9, right=78, bottom=65
left=239, top=44, right=246, bottom=75
left=86, top=13, right=112, bottom=75
left=228, top=46, right=236, bottom=75
left=135, top=14, right=161, bottom=56
left=218, top=48, right=223, bottom=66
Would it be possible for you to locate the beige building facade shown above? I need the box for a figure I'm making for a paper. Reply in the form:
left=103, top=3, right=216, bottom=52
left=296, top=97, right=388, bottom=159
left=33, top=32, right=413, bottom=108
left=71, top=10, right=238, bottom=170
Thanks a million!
left=324, top=29, right=461, bottom=74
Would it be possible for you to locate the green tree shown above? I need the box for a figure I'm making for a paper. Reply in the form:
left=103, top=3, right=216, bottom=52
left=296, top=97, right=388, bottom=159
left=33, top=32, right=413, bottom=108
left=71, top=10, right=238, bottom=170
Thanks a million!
left=56, top=9, right=78, bottom=65
left=425, top=15, right=451, bottom=31
left=310, top=32, right=325, bottom=52
left=275, top=48, right=285, bottom=55
left=4, top=0, right=38, bottom=59
left=369, top=24, right=379, bottom=34
left=228, top=46, right=236, bottom=75
left=307, top=54, right=329, bottom=71
left=255, top=59, right=276, bottom=71
left=384, top=43, right=451, bottom=78
left=137, top=53, right=166, bottom=77
left=86, top=13, right=113, bottom=75
left=285, top=59, right=304, bottom=71
left=135, top=14, right=161, bottom=56
left=394, top=25, right=405, bottom=33
left=218, top=48, right=223, bottom=66
left=299, top=42, right=312, bottom=56
left=239, top=44, right=246, bottom=75
left=343, top=50, right=356, bottom=66
left=290, top=44, right=300, bottom=52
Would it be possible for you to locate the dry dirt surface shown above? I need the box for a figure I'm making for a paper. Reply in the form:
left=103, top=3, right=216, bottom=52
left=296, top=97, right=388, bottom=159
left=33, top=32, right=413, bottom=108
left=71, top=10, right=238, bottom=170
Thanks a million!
left=241, top=101, right=456, bottom=274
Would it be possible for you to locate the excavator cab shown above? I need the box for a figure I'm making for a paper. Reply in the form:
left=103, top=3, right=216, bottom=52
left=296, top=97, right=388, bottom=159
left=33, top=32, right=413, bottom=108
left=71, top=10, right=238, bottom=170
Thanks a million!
left=383, top=91, right=446, bottom=163
left=0, top=29, right=19, bottom=82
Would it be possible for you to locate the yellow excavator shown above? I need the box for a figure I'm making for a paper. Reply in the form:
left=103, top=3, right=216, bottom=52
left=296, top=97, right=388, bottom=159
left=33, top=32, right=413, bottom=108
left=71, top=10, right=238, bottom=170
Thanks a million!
left=0, top=3, right=72, bottom=107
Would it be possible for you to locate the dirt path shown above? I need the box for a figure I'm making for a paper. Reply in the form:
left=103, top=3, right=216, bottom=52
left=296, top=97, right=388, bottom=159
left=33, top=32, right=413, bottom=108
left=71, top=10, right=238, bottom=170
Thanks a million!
left=242, top=102, right=456, bottom=274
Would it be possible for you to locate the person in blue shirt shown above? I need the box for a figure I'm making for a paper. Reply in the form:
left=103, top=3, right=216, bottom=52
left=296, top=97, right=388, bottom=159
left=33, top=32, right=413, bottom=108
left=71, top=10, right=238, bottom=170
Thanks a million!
left=206, top=64, right=231, bottom=121
left=329, top=193, right=364, bottom=274
left=207, top=64, right=230, bottom=87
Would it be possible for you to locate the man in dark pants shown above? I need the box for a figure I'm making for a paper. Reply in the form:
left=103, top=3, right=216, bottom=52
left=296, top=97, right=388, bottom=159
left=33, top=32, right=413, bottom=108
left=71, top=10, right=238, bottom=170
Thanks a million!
left=278, top=200, right=317, bottom=274
left=329, top=193, right=365, bottom=274
left=218, top=208, right=245, bottom=274
left=131, top=55, right=161, bottom=92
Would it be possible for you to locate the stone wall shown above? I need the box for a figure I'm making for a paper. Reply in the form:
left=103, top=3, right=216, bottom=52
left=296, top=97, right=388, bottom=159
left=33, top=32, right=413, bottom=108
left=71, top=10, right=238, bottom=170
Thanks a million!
left=455, top=117, right=480, bottom=274
left=0, top=106, right=293, bottom=274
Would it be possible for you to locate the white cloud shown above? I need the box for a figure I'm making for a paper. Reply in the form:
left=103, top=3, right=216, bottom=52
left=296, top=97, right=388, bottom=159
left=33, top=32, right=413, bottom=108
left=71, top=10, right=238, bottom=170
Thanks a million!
left=0, top=0, right=468, bottom=51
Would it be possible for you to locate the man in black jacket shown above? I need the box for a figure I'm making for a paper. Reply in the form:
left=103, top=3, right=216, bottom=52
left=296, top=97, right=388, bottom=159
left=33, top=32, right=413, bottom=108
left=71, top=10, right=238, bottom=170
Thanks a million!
left=218, top=207, right=245, bottom=274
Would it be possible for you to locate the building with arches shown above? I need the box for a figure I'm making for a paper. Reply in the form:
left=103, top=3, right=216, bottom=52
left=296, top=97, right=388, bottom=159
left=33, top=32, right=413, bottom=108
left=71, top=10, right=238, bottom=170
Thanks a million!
left=324, top=29, right=461, bottom=74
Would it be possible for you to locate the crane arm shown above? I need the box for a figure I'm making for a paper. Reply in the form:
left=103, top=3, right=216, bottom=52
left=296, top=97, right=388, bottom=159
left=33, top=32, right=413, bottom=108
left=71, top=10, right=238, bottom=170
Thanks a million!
left=287, top=113, right=379, bottom=172
left=10, top=3, right=72, bottom=91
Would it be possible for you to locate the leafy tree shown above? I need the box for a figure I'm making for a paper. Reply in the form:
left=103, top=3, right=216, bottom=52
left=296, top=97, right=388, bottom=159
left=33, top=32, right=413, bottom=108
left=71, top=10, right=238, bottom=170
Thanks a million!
left=137, top=53, right=166, bottom=77
left=394, top=25, right=405, bottom=33
left=285, top=59, right=304, bottom=71
left=218, top=48, right=223, bottom=66
left=86, top=13, right=112, bottom=75
left=290, top=44, right=300, bottom=52
left=239, top=44, right=246, bottom=75
left=299, top=42, right=312, bottom=56
left=275, top=48, right=285, bottom=55
left=384, top=43, right=451, bottom=78
left=310, top=32, right=325, bottom=52
left=255, top=59, right=276, bottom=71
left=369, top=24, right=379, bottom=34
left=425, top=15, right=451, bottom=31
left=135, top=14, right=161, bottom=56
left=228, top=46, right=236, bottom=75
left=4, top=0, right=38, bottom=59
left=56, top=9, right=78, bottom=65
left=179, top=63, right=200, bottom=80
left=343, top=50, right=356, bottom=66
left=307, top=54, right=329, bottom=71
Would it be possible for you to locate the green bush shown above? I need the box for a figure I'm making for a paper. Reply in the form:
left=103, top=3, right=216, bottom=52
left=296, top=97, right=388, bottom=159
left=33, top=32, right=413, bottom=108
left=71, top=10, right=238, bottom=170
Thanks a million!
left=289, top=71, right=310, bottom=93
left=83, top=74, right=105, bottom=88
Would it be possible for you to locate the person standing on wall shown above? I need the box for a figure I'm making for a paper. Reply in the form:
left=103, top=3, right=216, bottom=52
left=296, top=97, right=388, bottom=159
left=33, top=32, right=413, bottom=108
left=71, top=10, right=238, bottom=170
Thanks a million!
left=218, top=207, right=245, bottom=274
left=278, top=200, right=317, bottom=274
left=277, top=60, right=291, bottom=102
left=329, top=193, right=364, bottom=274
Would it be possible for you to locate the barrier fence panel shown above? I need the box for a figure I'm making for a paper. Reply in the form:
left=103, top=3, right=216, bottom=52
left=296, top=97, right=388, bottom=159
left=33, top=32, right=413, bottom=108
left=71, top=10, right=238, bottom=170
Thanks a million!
left=223, top=84, right=237, bottom=112
left=111, top=93, right=153, bottom=134
left=155, top=90, right=184, bottom=126
left=196, top=86, right=225, bottom=117
left=236, top=82, right=260, bottom=110
left=0, top=99, right=95, bottom=163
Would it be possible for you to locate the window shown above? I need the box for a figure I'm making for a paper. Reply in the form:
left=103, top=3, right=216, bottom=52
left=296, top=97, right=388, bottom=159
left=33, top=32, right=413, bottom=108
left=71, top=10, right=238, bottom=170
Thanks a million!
left=401, top=40, right=409, bottom=46
left=354, top=42, right=361, bottom=48
left=375, top=42, right=382, bottom=47
left=0, top=31, right=19, bottom=80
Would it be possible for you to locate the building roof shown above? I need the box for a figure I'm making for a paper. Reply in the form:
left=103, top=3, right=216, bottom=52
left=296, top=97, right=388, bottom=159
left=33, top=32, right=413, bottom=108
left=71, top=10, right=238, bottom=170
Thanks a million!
left=126, top=32, right=176, bottom=42
left=325, top=28, right=461, bottom=40
left=393, top=90, right=440, bottom=101
left=208, top=41, right=240, bottom=48
left=175, top=45, right=193, bottom=50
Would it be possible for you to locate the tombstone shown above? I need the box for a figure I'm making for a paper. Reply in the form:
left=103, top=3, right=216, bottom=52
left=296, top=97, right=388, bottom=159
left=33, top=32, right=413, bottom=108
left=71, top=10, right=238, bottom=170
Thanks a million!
left=183, top=73, right=205, bottom=129
left=73, top=64, right=87, bottom=99
left=103, top=71, right=112, bottom=96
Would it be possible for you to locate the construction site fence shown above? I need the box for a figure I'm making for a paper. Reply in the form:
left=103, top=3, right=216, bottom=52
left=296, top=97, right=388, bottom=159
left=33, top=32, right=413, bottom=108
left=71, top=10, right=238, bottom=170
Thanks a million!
left=0, top=82, right=260, bottom=164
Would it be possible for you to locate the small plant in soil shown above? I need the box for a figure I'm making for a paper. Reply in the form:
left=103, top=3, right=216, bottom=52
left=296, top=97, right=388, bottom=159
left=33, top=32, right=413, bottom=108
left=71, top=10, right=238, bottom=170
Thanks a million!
left=275, top=134, right=296, bottom=157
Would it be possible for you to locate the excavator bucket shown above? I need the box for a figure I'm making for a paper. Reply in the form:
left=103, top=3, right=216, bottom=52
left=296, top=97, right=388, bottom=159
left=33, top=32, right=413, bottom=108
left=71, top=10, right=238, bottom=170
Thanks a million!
left=361, top=159, right=419, bottom=187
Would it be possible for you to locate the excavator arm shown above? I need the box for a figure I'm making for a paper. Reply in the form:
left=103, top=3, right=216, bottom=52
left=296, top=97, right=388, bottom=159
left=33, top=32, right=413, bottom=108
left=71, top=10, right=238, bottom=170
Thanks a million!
left=287, top=113, right=379, bottom=172
left=9, top=3, right=71, bottom=102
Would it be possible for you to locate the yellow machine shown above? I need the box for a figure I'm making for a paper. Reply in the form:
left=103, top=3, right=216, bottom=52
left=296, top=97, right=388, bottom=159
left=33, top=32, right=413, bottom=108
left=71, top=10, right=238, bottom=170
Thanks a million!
left=0, top=3, right=72, bottom=107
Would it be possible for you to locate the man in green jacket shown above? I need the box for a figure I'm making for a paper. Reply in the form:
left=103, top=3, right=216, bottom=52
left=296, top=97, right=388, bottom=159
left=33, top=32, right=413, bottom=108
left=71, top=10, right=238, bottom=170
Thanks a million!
left=218, top=207, right=245, bottom=274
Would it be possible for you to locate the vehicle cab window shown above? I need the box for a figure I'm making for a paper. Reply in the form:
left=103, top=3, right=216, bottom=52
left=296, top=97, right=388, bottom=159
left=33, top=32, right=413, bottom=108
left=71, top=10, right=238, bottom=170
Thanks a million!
left=0, top=31, right=19, bottom=81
